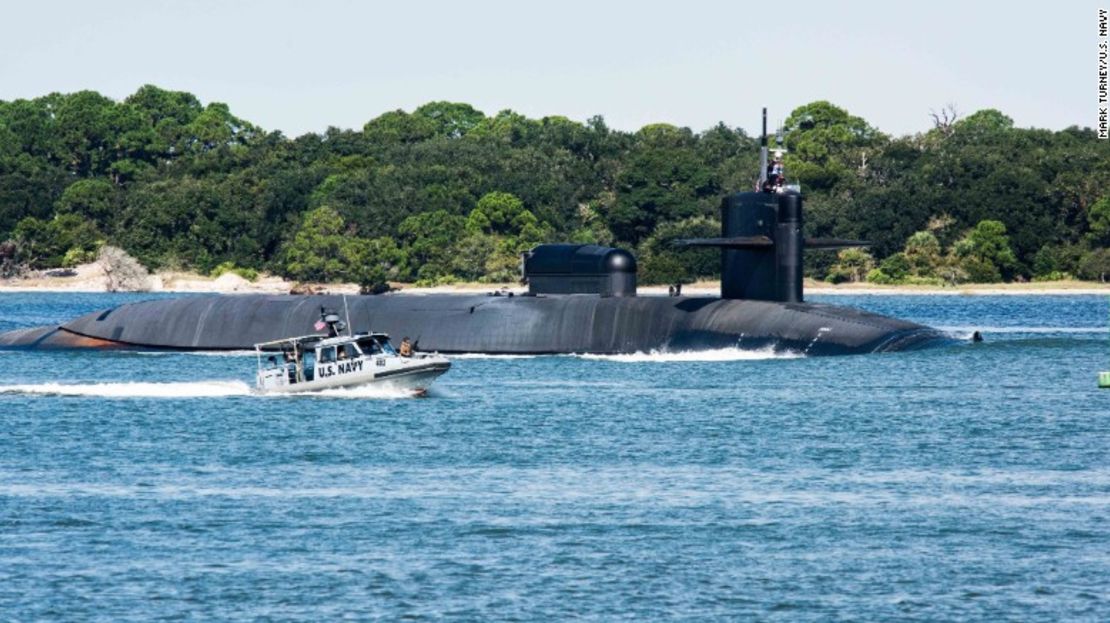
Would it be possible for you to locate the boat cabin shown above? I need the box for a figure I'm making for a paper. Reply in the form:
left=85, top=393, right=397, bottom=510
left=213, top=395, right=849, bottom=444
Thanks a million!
left=255, top=332, right=397, bottom=390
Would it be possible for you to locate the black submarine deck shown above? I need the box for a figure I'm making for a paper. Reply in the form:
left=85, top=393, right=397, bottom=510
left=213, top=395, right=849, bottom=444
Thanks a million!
left=0, top=293, right=948, bottom=356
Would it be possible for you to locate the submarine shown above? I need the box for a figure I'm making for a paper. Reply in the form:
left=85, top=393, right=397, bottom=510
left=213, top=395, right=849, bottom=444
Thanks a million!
left=0, top=110, right=950, bottom=356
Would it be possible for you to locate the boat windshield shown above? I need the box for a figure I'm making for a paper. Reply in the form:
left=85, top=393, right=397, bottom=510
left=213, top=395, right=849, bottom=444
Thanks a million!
left=357, top=337, right=382, bottom=356
left=339, top=343, right=359, bottom=360
left=357, top=336, right=396, bottom=356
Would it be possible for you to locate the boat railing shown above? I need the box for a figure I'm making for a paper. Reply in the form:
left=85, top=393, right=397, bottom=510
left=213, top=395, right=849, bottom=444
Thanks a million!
left=253, top=333, right=329, bottom=350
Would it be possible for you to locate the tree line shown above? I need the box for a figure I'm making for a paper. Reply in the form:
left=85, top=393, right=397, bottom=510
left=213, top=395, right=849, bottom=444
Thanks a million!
left=1, top=86, right=1107, bottom=289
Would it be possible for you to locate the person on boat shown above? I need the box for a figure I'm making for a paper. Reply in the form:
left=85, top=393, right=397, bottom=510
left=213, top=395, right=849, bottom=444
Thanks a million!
left=399, top=337, right=413, bottom=357
left=283, top=349, right=298, bottom=383
left=767, top=150, right=785, bottom=191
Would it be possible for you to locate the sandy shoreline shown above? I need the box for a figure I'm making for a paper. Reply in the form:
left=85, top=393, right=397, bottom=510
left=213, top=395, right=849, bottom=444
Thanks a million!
left=2, top=283, right=1107, bottom=297
left=1, top=264, right=1107, bottom=296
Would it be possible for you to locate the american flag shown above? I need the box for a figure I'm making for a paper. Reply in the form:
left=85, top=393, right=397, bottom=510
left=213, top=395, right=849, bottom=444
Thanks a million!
left=314, top=320, right=326, bottom=331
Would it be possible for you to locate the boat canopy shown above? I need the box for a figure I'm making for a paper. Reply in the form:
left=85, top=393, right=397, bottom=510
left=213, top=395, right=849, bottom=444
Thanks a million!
left=253, top=332, right=392, bottom=351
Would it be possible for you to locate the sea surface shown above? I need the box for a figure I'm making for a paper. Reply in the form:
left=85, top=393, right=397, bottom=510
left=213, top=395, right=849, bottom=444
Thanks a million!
left=0, top=292, right=1107, bottom=622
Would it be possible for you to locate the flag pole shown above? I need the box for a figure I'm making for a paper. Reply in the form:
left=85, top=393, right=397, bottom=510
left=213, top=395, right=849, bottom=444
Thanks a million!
left=343, top=294, right=352, bottom=336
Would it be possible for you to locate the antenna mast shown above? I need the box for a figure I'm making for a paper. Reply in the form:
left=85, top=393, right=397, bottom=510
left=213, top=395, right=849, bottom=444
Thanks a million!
left=343, top=294, right=352, bottom=337
left=757, top=107, right=768, bottom=190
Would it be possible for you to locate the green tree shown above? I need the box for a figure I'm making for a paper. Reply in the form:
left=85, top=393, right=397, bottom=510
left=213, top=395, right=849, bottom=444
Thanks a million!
left=12, top=214, right=102, bottom=268
left=413, top=102, right=486, bottom=139
left=56, top=178, right=116, bottom=222
left=282, top=206, right=348, bottom=282
left=461, top=191, right=553, bottom=281
left=953, top=109, right=1014, bottom=136
left=115, top=177, right=264, bottom=271
left=869, top=252, right=910, bottom=283
left=280, top=206, right=402, bottom=288
left=3, top=87, right=1110, bottom=286
left=466, top=191, right=529, bottom=235
left=827, top=248, right=875, bottom=283
left=1077, top=248, right=1110, bottom=281
left=782, top=101, right=884, bottom=192
left=345, top=236, right=406, bottom=293
left=447, top=233, right=493, bottom=282
left=950, top=220, right=1018, bottom=282
left=53, top=90, right=119, bottom=177
left=605, top=124, right=716, bottom=244
left=462, top=191, right=555, bottom=250
left=638, top=217, right=719, bottom=285
left=398, top=209, right=465, bottom=280
left=362, top=110, right=436, bottom=144
left=1087, top=196, right=1110, bottom=247
left=903, top=231, right=942, bottom=277
left=1032, top=243, right=1083, bottom=279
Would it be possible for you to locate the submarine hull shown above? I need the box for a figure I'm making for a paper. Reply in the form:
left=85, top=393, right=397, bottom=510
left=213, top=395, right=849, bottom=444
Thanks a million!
left=0, top=294, right=947, bottom=355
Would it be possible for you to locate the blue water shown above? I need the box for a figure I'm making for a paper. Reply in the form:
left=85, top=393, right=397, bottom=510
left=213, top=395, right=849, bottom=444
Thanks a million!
left=0, top=293, right=1107, bottom=621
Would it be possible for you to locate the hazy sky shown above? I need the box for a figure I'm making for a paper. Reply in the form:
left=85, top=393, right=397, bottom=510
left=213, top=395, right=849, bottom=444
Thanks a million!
left=0, top=1, right=1096, bottom=138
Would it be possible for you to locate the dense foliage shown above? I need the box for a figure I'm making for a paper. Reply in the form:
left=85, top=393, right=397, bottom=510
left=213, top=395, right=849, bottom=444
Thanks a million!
left=1, top=87, right=1107, bottom=288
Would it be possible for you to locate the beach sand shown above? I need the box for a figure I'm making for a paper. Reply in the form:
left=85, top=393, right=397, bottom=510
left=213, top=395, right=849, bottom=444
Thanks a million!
left=1, top=264, right=1107, bottom=296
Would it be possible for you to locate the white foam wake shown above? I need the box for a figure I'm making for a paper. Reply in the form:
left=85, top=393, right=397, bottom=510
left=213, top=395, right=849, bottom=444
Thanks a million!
left=449, top=353, right=539, bottom=360
left=0, top=379, right=428, bottom=399
left=577, top=346, right=802, bottom=362
left=0, top=380, right=252, bottom=398
left=132, top=350, right=257, bottom=357
left=307, top=384, right=425, bottom=400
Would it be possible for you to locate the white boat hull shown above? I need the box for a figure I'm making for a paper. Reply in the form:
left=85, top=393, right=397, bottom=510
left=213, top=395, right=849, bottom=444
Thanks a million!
left=256, top=354, right=450, bottom=395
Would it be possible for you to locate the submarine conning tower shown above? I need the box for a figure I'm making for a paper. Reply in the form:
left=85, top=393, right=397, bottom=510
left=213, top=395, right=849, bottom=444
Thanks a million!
left=720, top=190, right=804, bottom=302
left=676, top=107, right=866, bottom=303
left=677, top=185, right=863, bottom=303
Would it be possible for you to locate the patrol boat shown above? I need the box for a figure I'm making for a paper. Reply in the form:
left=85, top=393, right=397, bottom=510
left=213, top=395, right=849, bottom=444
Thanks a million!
left=254, top=309, right=450, bottom=395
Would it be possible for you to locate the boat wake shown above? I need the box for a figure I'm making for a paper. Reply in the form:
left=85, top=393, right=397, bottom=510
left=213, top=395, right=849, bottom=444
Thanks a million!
left=307, top=384, right=426, bottom=399
left=0, top=380, right=253, bottom=398
left=450, top=353, right=539, bottom=360
left=0, top=380, right=423, bottom=399
left=131, top=350, right=257, bottom=357
left=577, top=346, right=803, bottom=362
